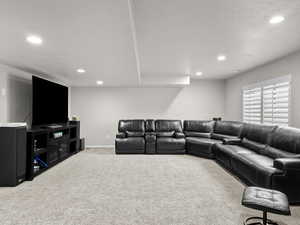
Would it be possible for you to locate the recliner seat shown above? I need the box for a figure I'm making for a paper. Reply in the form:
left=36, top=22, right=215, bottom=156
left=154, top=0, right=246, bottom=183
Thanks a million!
left=184, top=120, right=220, bottom=158
left=115, top=120, right=145, bottom=154
left=155, top=120, right=185, bottom=154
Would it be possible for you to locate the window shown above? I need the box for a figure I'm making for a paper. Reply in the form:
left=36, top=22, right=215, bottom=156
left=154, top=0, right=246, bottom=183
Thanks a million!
left=243, top=76, right=291, bottom=126
left=243, top=87, right=262, bottom=124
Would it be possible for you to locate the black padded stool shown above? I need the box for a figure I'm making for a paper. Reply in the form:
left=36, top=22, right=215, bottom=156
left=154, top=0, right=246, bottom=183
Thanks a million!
left=241, top=187, right=291, bottom=225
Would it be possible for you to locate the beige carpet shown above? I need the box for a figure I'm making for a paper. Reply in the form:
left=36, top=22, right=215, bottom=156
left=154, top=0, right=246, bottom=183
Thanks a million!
left=0, top=148, right=299, bottom=225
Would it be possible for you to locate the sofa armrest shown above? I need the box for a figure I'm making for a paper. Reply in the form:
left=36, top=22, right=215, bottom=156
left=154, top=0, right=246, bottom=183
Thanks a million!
left=223, top=138, right=241, bottom=145
left=274, top=158, right=300, bottom=171
left=145, top=132, right=156, bottom=142
left=116, top=132, right=126, bottom=139
left=174, top=132, right=185, bottom=139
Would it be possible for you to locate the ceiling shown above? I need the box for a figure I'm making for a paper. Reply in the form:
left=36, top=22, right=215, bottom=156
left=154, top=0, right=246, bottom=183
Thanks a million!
left=0, top=0, right=300, bottom=86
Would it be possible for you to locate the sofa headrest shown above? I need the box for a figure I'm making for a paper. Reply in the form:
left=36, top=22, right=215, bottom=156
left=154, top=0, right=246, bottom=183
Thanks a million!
left=145, top=119, right=155, bottom=132
left=183, top=120, right=215, bottom=133
left=241, top=123, right=276, bottom=145
left=119, top=120, right=145, bottom=133
left=214, top=121, right=243, bottom=137
left=269, top=127, right=300, bottom=154
left=155, top=120, right=183, bottom=132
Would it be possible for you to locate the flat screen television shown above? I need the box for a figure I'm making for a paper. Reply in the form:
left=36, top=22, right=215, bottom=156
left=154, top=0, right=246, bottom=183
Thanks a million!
left=32, top=76, right=68, bottom=126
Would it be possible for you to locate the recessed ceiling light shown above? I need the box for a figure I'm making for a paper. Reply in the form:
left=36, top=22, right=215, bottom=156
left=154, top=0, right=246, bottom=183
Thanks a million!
left=26, top=35, right=43, bottom=45
left=77, top=68, right=86, bottom=73
left=269, top=15, right=285, bottom=24
left=195, top=72, right=203, bottom=76
left=217, top=55, right=227, bottom=61
left=96, top=80, right=103, bottom=85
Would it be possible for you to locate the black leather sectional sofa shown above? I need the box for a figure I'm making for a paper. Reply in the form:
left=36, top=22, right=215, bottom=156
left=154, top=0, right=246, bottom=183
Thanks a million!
left=115, top=119, right=300, bottom=204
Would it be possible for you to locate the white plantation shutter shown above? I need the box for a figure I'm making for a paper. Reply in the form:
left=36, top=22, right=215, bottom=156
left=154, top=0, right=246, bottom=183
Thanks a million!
left=263, top=81, right=290, bottom=126
left=243, top=87, right=262, bottom=124
left=243, top=76, right=291, bottom=126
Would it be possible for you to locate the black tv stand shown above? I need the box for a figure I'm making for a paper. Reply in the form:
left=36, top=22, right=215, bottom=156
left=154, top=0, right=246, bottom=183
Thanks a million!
left=26, top=121, right=80, bottom=180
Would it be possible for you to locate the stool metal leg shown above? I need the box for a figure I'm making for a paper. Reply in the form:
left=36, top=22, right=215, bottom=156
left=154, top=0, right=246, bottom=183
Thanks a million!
left=243, top=211, right=278, bottom=225
left=263, top=211, right=267, bottom=225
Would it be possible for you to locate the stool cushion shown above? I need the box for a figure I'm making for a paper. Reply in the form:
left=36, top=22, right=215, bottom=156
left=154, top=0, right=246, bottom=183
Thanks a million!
left=242, top=187, right=291, bottom=216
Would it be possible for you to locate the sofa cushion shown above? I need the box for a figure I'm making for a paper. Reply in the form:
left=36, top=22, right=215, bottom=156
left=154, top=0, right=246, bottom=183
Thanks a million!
left=263, top=146, right=300, bottom=159
left=183, top=120, right=215, bottom=133
left=213, top=121, right=243, bottom=137
left=216, top=143, right=255, bottom=156
left=211, top=133, right=237, bottom=141
left=184, top=131, right=211, bottom=138
left=126, top=131, right=144, bottom=137
left=155, top=120, right=183, bottom=132
left=214, top=143, right=255, bottom=170
left=119, top=120, right=145, bottom=133
left=186, top=137, right=221, bottom=145
left=238, top=153, right=274, bottom=168
left=156, top=137, right=185, bottom=151
left=241, top=123, right=276, bottom=145
left=241, top=138, right=266, bottom=154
left=156, top=131, right=175, bottom=137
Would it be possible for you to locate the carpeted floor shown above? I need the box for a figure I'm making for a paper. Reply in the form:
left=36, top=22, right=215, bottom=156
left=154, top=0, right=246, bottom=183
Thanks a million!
left=0, top=148, right=299, bottom=225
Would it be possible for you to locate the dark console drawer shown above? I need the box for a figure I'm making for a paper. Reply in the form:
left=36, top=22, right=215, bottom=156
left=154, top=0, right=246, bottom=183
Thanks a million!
left=58, top=142, right=69, bottom=159
left=48, top=150, right=59, bottom=165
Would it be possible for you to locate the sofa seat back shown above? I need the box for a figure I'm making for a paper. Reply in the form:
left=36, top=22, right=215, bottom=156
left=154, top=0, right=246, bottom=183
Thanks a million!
left=183, top=120, right=215, bottom=138
left=264, top=127, right=300, bottom=159
left=240, top=123, right=277, bottom=154
left=118, top=120, right=145, bottom=136
left=155, top=120, right=183, bottom=134
left=212, top=121, right=243, bottom=140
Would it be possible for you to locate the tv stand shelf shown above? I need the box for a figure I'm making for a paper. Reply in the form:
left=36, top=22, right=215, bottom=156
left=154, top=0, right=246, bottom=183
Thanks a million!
left=26, top=121, right=80, bottom=180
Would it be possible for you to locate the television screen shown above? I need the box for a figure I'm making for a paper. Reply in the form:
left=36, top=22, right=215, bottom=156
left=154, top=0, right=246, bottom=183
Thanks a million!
left=32, top=76, right=68, bottom=126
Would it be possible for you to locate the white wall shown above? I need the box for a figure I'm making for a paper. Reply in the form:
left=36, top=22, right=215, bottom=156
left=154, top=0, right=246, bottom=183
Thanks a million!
left=224, top=50, right=300, bottom=128
left=71, top=80, right=225, bottom=146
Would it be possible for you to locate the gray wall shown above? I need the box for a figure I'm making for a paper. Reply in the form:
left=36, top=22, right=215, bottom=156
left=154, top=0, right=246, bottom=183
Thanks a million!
left=0, top=71, right=32, bottom=124
left=224, top=50, right=300, bottom=128
left=0, top=72, right=8, bottom=122
left=0, top=65, right=69, bottom=125
left=71, top=80, right=225, bottom=146
left=7, top=75, right=32, bottom=123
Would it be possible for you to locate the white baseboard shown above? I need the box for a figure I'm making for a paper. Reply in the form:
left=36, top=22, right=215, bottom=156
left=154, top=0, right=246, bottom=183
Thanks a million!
left=86, top=145, right=114, bottom=149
